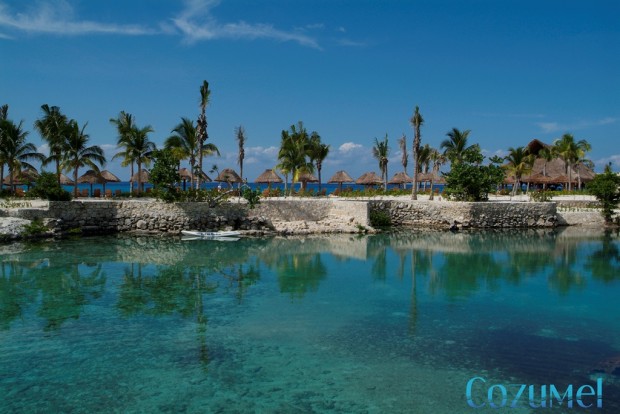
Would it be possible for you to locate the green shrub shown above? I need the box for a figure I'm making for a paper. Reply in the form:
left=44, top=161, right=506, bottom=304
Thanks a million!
left=370, top=210, right=391, bottom=227
left=587, top=165, right=620, bottom=223
left=242, top=187, right=261, bottom=209
left=21, top=218, right=49, bottom=237
left=29, top=172, right=72, bottom=201
left=529, top=190, right=551, bottom=202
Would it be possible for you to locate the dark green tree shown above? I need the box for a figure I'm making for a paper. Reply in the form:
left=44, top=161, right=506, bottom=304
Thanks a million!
left=587, top=164, right=620, bottom=223
left=443, top=145, right=504, bottom=201
left=150, top=149, right=182, bottom=202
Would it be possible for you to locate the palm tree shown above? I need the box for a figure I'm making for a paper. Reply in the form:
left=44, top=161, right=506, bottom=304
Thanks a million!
left=166, top=117, right=199, bottom=188
left=235, top=125, right=246, bottom=186
left=130, top=125, right=156, bottom=194
left=196, top=80, right=211, bottom=189
left=0, top=119, right=45, bottom=193
left=110, top=111, right=137, bottom=194
left=372, top=134, right=389, bottom=190
left=398, top=134, right=408, bottom=173
left=60, top=119, right=106, bottom=197
left=504, top=146, right=534, bottom=196
left=61, top=120, right=106, bottom=197
left=537, top=146, right=554, bottom=190
left=440, top=128, right=475, bottom=165
left=34, top=104, right=69, bottom=186
left=308, top=132, right=330, bottom=192
left=277, top=124, right=314, bottom=191
left=0, top=104, right=9, bottom=188
left=428, top=147, right=446, bottom=200
left=416, top=143, right=432, bottom=191
left=553, top=133, right=591, bottom=191
left=410, top=106, right=423, bottom=199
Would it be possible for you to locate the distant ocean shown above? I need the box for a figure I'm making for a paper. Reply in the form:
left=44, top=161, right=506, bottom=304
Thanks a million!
left=9, top=181, right=445, bottom=196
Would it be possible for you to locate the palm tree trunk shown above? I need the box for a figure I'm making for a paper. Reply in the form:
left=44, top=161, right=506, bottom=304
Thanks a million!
left=74, top=167, right=79, bottom=197
left=56, top=159, right=61, bottom=186
left=137, top=160, right=142, bottom=195
left=429, top=179, right=435, bottom=200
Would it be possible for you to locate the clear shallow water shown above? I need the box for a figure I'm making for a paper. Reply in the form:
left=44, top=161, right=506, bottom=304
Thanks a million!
left=1, top=229, right=619, bottom=413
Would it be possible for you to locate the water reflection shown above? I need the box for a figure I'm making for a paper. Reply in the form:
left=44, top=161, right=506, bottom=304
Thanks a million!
left=0, top=229, right=619, bottom=332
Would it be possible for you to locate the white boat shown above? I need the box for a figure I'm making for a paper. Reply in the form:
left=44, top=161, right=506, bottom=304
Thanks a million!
left=181, top=236, right=240, bottom=242
left=181, top=230, right=241, bottom=238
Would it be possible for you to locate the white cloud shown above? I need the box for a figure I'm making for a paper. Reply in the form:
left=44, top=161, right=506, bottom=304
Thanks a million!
left=0, top=1, right=155, bottom=36
left=230, top=145, right=279, bottom=166
left=337, top=38, right=366, bottom=47
left=172, top=0, right=321, bottom=49
left=0, top=0, right=321, bottom=49
left=338, top=142, right=363, bottom=153
left=595, top=154, right=620, bottom=170
left=481, top=149, right=507, bottom=158
left=537, top=117, right=617, bottom=134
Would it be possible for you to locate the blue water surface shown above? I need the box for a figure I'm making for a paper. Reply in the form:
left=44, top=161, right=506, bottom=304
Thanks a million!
left=1, top=229, right=619, bottom=413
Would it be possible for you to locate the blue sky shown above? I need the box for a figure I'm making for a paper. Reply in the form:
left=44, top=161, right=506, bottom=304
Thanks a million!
left=1, top=0, right=619, bottom=181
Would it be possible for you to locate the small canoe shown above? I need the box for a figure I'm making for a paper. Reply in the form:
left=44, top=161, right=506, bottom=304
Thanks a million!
left=181, top=236, right=241, bottom=242
left=181, top=230, right=241, bottom=238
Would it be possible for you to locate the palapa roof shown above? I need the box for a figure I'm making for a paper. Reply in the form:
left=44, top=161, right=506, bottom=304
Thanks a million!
left=59, top=173, right=75, bottom=185
left=100, top=170, right=121, bottom=182
left=3, top=169, right=39, bottom=185
left=77, top=170, right=105, bottom=184
left=255, top=169, right=283, bottom=184
left=520, top=158, right=594, bottom=184
left=388, top=171, right=412, bottom=184
left=356, top=171, right=383, bottom=185
left=327, top=170, right=354, bottom=184
left=297, top=172, right=319, bottom=182
left=417, top=172, right=446, bottom=184
left=130, top=169, right=150, bottom=182
left=523, top=172, right=556, bottom=184
left=215, top=168, right=243, bottom=183
left=178, top=168, right=211, bottom=182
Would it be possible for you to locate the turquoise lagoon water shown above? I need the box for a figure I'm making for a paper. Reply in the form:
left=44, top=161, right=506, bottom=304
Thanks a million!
left=1, top=229, right=619, bottom=413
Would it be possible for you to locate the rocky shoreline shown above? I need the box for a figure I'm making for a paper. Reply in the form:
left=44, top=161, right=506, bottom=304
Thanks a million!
left=0, top=196, right=609, bottom=241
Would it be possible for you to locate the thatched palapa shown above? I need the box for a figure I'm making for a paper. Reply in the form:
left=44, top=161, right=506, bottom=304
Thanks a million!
left=356, top=172, right=383, bottom=186
left=327, top=170, right=354, bottom=192
left=255, top=169, right=283, bottom=184
left=215, top=168, right=243, bottom=187
left=388, top=171, right=412, bottom=186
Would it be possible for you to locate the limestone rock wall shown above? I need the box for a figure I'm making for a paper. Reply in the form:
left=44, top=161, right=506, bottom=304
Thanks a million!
left=370, top=200, right=558, bottom=228
left=43, top=200, right=272, bottom=234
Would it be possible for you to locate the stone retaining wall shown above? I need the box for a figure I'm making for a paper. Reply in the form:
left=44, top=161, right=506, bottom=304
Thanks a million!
left=0, top=197, right=605, bottom=239
left=370, top=200, right=558, bottom=228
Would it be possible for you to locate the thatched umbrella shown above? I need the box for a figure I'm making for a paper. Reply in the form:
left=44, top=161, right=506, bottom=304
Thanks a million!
left=549, top=174, right=576, bottom=188
left=389, top=171, right=413, bottom=188
left=78, top=170, right=106, bottom=196
left=215, top=168, right=243, bottom=188
left=100, top=170, right=121, bottom=194
left=59, top=173, right=75, bottom=186
left=327, top=170, right=354, bottom=192
left=255, top=169, right=283, bottom=184
left=178, top=168, right=211, bottom=190
left=297, top=172, right=318, bottom=191
left=356, top=171, right=383, bottom=186
left=255, top=169, right=282, bottom=191
left=178, top=168, right=192, bottom=190
left=130, top=169, right=150, bottom=193
left=3, top=169, right=39, bottom=190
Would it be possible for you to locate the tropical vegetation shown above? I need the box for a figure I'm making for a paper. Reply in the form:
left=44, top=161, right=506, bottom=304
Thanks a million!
left=372, top=134, right=389, bottom=190
left=410, top=106, right=423, bottom=199
left=587, top=164, right=620, bottom=224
